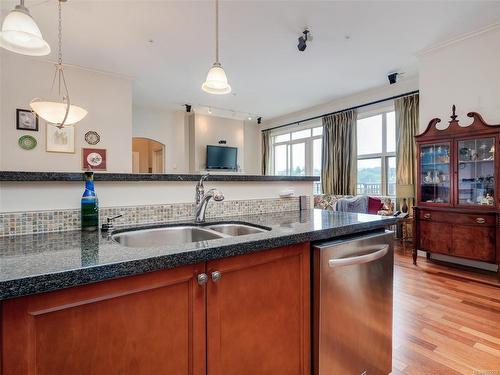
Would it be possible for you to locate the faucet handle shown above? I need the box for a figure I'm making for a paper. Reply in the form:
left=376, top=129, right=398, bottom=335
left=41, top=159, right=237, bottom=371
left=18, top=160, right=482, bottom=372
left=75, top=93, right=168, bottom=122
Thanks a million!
left=101, top=214, right=123, bottom=231
left=108, top=214, right=123, bottom=223
left=211, top=189, right=225, bottom=202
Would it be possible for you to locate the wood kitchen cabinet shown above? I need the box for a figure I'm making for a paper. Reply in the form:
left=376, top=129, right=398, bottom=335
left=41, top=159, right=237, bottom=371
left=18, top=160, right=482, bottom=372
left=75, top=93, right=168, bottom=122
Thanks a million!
left=414, top=108, right=500, bottom=274
left=1, top=243, right=310, bottom=375
left=1, top=262, right=207, bottom=375
left=207, top=243, right=310, bottom=375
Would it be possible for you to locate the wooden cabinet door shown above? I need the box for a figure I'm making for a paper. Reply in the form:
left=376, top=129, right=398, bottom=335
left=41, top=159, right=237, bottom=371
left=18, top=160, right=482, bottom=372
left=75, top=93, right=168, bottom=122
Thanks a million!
left=419, top=221, right=452, bottom=254
left=2, top=263, right=206, bottom=375
left=451, top=225, right=496, bottom=262
left=206, top=244, right=310, bottom=375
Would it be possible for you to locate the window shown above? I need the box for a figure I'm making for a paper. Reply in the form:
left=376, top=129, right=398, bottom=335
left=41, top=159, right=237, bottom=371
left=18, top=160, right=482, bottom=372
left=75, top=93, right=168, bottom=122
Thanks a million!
left=357, top=110, right=396, bottom=196
left=271, top=123, right=323, bottom=193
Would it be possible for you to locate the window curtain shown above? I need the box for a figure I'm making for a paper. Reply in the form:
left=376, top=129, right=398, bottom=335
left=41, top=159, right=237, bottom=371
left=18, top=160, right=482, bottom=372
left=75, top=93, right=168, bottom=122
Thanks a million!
left=321, top=110, right=357, bottom=195
left=395, top=93, right=419, bottom=211
left=261, top=130, right=272, bottom=175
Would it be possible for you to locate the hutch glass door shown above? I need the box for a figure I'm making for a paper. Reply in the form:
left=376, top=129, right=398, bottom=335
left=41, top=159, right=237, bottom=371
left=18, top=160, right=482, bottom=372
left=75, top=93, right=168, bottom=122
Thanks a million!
left=419, top=143, right=451, bottom=204
left=457, top=137, right=495, bottom=206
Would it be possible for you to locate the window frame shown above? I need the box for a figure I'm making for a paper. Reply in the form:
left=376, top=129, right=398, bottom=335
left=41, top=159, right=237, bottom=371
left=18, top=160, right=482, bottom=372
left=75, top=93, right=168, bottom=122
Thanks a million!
left=357, top=109, right=396, bottom=197
left=270, top=121, right=323, bottom=192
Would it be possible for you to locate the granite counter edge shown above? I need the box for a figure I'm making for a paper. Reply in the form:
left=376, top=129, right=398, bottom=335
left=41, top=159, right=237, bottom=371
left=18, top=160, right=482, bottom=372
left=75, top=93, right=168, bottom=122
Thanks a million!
left=0, top=218, right=396, bottom=300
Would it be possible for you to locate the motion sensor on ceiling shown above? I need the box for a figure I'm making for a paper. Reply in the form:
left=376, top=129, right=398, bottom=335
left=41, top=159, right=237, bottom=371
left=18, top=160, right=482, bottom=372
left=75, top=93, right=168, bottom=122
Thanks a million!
left=387, top=72, right=404, bottom=85
left=387, top=73, right=398, bottom=85
left=297, top=29, right=310, bottom=52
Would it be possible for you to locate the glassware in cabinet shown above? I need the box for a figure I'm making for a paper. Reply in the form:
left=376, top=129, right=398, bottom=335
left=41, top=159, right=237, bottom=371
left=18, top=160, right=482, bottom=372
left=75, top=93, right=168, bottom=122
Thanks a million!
left=419, top=143, right=451, bottom=204
left=457, top=137, right=495, bottom=206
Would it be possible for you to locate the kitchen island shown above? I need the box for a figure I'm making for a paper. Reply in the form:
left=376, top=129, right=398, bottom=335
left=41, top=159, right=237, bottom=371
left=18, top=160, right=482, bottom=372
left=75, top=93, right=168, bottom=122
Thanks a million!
left=0, top=209, right=396, bottom=375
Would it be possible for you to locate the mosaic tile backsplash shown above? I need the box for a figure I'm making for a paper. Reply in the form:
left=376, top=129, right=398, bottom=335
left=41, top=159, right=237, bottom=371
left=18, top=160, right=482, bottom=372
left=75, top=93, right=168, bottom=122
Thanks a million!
left=0, top=197, right=307, bottom=237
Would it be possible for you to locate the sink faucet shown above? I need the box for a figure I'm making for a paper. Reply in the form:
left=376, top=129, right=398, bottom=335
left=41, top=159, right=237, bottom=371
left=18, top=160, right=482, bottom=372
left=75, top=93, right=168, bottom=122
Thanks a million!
left=195, top=173, right=210, bottom=205
left=195, top=174, right=224, bottom=223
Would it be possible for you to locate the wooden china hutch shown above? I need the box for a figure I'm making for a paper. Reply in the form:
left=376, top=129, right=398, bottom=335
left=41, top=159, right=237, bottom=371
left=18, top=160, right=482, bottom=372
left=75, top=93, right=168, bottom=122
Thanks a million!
left=413, top=106, right=500, bottom=276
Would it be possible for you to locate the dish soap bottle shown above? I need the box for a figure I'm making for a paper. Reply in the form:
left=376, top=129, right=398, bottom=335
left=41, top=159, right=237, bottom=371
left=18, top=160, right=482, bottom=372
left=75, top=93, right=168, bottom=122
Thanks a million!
left=81, top=171, right=99, bottom=231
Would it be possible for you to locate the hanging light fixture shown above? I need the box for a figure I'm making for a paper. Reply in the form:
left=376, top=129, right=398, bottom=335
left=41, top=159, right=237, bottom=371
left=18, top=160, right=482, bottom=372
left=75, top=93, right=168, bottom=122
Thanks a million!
left=30, top=0, right=87, bottom=127
left=202, top=0, right=231, bottom=95
left=0, top=0, right=50, bottom=56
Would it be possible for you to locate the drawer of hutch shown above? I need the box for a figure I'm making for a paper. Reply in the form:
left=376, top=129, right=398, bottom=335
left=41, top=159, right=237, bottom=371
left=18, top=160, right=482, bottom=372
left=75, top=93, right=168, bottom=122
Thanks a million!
left=418, top=210, right=496, bottom=226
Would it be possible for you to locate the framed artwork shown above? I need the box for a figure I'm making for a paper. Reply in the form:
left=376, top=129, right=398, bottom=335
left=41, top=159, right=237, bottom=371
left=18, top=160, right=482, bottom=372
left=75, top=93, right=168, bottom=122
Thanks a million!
left=46, top=125, right=75, bottom=153
left=82, top=148, right=107, bottom=170
left=16, top=109, right=38, bottom=131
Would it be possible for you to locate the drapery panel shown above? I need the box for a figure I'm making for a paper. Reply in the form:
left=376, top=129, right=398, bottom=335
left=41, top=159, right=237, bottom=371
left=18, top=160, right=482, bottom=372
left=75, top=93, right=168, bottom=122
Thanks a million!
left=321, top=110, right=357, bottom=195
left=395, top=93, right=419, bottom=210
left=261, top=130, right=272, bottom=175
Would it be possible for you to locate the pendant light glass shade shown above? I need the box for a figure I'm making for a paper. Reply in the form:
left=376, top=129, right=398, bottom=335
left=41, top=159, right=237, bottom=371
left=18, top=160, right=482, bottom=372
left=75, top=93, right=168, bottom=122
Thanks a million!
left=202, top=62, right=231, bottom=95
left=202, top=0, right=231, bottom=95
left=0, top=3, right=50, bottom=56
left=30, top=0, right=87, bottom=127
left=30, top=100, right=87, bottom=125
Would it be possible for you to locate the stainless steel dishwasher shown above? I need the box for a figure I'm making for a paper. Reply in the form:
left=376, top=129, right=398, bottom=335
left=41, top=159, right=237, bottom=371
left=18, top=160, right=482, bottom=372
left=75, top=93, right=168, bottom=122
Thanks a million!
left=313, top=230, right=394, bottom=375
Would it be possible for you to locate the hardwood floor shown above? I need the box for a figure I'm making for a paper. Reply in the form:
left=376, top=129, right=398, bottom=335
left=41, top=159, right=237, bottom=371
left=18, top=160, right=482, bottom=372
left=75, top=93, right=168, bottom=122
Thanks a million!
left=393, top=245, right=500, bottom=374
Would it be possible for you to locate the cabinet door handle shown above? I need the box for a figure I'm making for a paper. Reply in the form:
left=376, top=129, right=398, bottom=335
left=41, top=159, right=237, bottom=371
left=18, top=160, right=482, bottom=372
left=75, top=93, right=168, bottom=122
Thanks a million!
left=476, top=218, right=486, bottom=224
left=197, top=273, right=208, bottom=285
left=211, top=271, right=222, bottom=282
left=423, top=213, right=431, bottom=220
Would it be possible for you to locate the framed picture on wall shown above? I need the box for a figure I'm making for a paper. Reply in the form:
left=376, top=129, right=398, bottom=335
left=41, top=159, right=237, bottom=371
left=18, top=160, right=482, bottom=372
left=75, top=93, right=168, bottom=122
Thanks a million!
left=82, top=148, right=107, bottom=170
left=46, top=125, right=75, bottom=153
left=16, top=109, right=39, bottom=131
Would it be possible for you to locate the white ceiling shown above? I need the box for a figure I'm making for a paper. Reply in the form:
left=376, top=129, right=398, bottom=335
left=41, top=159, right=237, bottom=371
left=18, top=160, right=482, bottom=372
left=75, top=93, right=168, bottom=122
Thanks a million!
left=3, top=0, right=500, bottom=121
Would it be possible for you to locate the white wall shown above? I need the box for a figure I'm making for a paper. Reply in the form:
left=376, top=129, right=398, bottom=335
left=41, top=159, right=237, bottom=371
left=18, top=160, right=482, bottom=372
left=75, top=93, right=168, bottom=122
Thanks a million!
left=418, top=25, right=500, bottom=131
left=132, top=106, right=187, bottom=172
left=243, top=120, right=261, bottom=174
left=0, top=52, right=133, bottom=172
left=193, top=114, right=245, bottom=172
left=417, top=25, right=500, bottom=271
left=0, top=180, right=313, bottom=212
left=132, top=110, right=261, bottom=174
left=261, top=76, right=419, bottom=130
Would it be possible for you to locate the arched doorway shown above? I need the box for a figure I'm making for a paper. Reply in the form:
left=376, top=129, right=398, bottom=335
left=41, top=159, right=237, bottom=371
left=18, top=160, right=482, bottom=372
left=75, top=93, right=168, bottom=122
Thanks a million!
left=132, top=137, right=165, bottom=173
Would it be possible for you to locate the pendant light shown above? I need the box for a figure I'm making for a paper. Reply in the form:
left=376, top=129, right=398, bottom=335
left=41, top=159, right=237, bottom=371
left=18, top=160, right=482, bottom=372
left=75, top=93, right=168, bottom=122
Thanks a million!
left=0, top=0, right=50, bottom=56
left=30, top=0, right=87, bottom=127
left=202, top=0, right=231, bottom=95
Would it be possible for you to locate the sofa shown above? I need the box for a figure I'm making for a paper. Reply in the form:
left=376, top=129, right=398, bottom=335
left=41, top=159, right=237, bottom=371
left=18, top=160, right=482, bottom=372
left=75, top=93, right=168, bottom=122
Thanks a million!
left=314, top=194, right=394, bottom=216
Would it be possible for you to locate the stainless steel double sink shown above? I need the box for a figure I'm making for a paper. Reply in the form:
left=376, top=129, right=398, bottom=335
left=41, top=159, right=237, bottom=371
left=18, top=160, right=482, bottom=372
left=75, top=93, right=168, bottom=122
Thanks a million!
left=112, top=223, right=270, bottom=248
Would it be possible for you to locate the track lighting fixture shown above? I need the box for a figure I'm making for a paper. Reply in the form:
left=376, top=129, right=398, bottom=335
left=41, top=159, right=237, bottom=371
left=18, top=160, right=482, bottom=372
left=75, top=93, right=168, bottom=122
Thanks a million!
left=297, top=29, right=310, bottom=52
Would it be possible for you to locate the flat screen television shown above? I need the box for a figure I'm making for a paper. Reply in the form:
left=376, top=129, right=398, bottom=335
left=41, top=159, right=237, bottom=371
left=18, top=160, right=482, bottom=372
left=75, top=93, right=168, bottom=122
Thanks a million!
left=206, top=145, right=238, bottom=170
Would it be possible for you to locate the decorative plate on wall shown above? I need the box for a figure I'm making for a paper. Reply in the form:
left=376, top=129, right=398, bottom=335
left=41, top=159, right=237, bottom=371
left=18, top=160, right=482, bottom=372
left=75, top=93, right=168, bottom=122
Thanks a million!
left=18, top=135, right=37, bottom=150
left=82, top=148, right=107, bottom=170
left=84, top=131, right=100, bottom=145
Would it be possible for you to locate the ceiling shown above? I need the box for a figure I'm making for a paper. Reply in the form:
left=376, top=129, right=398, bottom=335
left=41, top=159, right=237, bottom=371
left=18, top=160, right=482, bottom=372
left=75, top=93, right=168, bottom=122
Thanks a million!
left=3, top=0, right=500, bottom=121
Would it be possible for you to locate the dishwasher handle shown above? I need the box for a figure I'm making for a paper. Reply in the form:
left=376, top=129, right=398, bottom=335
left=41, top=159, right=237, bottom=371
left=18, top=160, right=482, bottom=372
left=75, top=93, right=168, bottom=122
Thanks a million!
left=328, top=244, right=389, bottom=268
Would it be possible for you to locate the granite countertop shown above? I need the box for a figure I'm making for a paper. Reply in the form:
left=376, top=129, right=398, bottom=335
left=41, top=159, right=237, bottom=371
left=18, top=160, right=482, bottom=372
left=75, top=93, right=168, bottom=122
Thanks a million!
left=0, top=171, right=320, bottom=182
left=0, top=209, right=396, bottom=300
